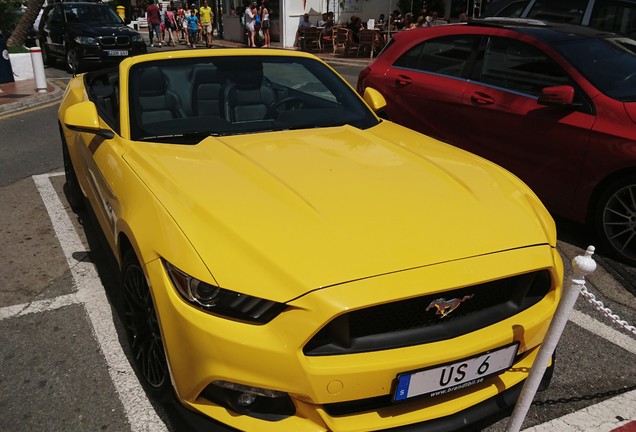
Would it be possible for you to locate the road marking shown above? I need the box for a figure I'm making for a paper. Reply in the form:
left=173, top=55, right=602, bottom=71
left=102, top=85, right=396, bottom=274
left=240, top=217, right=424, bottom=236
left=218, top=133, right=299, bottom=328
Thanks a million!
left=570, top=309, right=636, bottom=356
left=523, top=389, right=636, bottom=432
left=0, top=293, right=79, bottom=321
left=0, top=100, right=61, bottom=120
left=32, top=172, right=168, bottom=432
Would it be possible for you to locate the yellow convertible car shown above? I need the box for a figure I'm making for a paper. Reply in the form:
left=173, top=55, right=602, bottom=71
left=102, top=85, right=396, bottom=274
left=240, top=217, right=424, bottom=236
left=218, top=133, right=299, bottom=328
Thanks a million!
left=59, top=49, right=563, bottom=431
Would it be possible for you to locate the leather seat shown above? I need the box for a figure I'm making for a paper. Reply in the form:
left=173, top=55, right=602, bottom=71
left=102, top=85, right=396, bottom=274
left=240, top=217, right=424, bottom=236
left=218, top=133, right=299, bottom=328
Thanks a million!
left=191, top=66, right=223, bottom=117
left=138, top=66, right=185, bottom=124
left=222, top=62, right=276, bottom=122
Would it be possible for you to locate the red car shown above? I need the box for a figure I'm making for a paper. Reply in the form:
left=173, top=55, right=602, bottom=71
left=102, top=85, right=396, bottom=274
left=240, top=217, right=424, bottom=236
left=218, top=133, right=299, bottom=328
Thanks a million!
left=358, top=19, right=636, bottom=266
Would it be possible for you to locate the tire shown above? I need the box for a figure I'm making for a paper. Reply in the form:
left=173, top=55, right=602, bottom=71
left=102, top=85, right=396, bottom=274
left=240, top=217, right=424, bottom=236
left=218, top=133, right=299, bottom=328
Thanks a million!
left=60, top=124, right=85, bottom=212
left=594, top=175, right=636, bottom=266
left=40, top=41, right=54, bottom=66
left=66, top=46, right=83, bottom=74
left=121, top=249, right=172, bottom=400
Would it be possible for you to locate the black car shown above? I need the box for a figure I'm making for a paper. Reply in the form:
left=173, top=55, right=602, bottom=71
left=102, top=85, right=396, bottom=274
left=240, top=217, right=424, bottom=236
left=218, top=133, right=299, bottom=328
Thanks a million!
left=38, top=2, right=146, bottom=73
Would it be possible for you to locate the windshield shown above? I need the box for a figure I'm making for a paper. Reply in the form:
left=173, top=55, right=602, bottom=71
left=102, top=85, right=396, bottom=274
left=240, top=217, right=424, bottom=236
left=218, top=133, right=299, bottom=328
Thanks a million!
left=554, top=36, right=636, bottom=101
left=128, top=56, right=379, bottom=142
left=65, top=5, right=123, bottom=25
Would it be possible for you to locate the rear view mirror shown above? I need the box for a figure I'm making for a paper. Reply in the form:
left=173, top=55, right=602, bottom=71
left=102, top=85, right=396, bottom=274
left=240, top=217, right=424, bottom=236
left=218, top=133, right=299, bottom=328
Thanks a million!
left=64, top=101, right=114, bottom=139
left=538, top=85, right=574, bottom=107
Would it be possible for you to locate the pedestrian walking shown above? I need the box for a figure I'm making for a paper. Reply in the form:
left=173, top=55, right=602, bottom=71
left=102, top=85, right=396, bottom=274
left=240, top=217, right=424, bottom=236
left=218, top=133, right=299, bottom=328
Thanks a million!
left=165, top=6, right=177, bottom=46
left=146, top=0, right=162, bottom=47
left=199, top=0, right=214, bottom=48
left=187, top=6, right=199, bottom=48
left=158, top=3, right=166, bottom=45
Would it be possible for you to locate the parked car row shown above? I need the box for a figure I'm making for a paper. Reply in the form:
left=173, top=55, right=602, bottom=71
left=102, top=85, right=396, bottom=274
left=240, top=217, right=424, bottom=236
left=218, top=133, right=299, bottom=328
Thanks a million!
left=357, top=19, right=636, bottom=266
left=482, top=0, right=636, bottom=37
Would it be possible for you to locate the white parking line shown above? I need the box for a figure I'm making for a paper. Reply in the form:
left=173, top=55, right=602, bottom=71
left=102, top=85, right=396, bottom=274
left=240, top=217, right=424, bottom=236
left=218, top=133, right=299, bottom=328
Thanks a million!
left=570, top=310, right=636, bottom=356
left=32, top=172, right=168, bottom=432
left=523, top=389, right=636, bottom=432
left=0, top=293, right=79, bottom=321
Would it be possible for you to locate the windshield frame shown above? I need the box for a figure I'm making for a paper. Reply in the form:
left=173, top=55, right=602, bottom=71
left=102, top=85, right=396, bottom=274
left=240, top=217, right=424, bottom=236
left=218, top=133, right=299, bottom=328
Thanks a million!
left=128, top=55, right=379, bottom=143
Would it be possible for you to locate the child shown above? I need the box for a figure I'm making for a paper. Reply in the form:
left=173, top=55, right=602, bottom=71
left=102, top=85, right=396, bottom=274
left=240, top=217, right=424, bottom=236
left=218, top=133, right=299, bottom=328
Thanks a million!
left=187, top=6, right=199, bottom=48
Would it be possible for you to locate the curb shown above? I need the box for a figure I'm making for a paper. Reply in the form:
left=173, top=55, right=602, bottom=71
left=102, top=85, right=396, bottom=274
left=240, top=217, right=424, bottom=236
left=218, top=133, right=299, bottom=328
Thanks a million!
left=0, top=79, right=63, bottom=116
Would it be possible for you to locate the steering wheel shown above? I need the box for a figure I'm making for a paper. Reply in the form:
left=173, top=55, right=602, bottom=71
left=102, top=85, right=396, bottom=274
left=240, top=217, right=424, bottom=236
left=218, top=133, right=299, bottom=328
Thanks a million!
left=268, top=97, right=305, bottom=117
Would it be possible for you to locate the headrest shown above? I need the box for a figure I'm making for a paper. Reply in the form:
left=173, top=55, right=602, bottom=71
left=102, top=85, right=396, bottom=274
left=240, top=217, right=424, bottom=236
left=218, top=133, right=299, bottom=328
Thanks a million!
left=216, top=59, right=264, bottom=89
left=139, top=67, right=167, bottom=97
left=190, top=65, right=218, bottom=84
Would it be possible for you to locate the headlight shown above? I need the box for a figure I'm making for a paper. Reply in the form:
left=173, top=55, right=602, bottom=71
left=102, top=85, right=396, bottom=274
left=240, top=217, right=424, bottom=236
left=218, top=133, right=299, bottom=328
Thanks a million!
left=164, top=261, right=286, bottom=324
left=132, top=34, right=144, bottom=43
left=73, top=36, right=98, bottom=45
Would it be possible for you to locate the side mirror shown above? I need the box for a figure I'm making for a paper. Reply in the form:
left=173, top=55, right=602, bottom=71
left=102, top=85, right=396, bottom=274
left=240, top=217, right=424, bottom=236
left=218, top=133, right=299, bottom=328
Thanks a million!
left=64, top=101, right=114, bottom=139
left=363, top=87, right=387, bottom=112
left=537, top=85, right=574, bottom=107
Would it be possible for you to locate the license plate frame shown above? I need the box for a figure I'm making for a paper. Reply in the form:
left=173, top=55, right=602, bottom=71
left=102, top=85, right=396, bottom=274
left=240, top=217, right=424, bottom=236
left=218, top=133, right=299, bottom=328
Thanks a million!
left=393, top=342, right=520, bottom=402
left=105, top=50, right=128, bottom=56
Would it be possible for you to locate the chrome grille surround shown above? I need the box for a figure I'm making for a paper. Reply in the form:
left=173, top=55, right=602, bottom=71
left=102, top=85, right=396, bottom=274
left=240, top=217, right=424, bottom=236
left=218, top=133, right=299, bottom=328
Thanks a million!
left=99, top=35, right=130, bottom=47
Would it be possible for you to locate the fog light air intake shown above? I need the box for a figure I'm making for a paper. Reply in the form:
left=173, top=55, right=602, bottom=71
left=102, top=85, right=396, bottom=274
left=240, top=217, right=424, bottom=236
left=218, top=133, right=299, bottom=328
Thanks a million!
left=201, top=381, right=296, bottom=421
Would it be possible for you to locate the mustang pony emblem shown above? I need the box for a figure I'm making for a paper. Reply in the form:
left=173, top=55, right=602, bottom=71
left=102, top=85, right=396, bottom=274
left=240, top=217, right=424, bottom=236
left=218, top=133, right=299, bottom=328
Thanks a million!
left=426, top=295, right=474, bottom=318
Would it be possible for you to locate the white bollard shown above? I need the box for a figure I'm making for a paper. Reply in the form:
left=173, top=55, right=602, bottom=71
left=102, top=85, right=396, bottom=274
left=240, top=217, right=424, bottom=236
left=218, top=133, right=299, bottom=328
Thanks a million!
left=506, top=245, right=597, bottom=432
left=29, top=47, right=47, bottom=93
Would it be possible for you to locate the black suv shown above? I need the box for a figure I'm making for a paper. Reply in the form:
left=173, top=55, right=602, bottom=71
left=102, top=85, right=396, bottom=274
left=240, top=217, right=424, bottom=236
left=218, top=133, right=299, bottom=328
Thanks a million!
left=38, top=2, right=146, bottom=73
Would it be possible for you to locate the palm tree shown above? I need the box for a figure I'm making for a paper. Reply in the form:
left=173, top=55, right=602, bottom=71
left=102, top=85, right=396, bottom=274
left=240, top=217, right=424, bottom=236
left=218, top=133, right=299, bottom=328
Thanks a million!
left=7, top=0, right=45, bottom=47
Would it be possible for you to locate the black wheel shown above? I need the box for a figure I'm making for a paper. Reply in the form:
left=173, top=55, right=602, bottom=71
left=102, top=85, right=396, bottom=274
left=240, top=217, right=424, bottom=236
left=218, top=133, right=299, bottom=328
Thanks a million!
left=40, top=41, right=54, bottom=66
left=122, top=250, right=172, bottom=399
left=60, top=124, right=85, bottom=212
left=66, top=46, right=83, bottom=74
left=594, top=175, right=636, bottom=266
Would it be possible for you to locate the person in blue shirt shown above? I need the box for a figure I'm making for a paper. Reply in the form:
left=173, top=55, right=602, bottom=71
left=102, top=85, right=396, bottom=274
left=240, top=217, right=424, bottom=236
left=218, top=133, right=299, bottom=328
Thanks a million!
left=187, top=6, right=199, bottom=48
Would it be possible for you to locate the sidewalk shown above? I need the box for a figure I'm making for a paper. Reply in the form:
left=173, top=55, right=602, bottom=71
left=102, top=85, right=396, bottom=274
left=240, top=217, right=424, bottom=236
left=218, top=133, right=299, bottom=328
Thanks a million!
left=0, top=38, right=371, bottom=117
left=0, top=77, right=62, bottom=116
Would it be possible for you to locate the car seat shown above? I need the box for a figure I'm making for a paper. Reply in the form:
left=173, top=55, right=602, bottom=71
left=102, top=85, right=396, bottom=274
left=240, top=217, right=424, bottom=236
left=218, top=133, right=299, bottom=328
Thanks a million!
left=221, top=61, right=276, bottom=122
left=191, top=65, right=223, bottom=117
left=138, top=66, right=185, bottom=124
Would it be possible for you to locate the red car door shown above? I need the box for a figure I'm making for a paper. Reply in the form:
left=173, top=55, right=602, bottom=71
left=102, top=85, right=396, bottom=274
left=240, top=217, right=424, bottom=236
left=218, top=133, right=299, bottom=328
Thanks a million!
left=381, top=35, right=480, bottom=145
left=459, top=36, right=595, bottom=215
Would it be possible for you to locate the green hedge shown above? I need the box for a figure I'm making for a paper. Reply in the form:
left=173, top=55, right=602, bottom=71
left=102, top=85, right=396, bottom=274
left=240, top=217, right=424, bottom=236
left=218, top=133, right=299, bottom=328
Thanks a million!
left=7, top=45, right=29, bottom=53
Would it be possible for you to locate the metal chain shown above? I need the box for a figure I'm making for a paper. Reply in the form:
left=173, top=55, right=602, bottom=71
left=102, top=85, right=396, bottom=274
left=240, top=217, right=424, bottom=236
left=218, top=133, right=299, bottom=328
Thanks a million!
left=580, top=285, right=636, bottom=337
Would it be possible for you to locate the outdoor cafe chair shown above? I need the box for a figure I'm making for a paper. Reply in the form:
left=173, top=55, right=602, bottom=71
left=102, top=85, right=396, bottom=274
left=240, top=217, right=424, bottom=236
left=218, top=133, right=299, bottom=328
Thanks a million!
left=298, top=27, right=321, bottom=52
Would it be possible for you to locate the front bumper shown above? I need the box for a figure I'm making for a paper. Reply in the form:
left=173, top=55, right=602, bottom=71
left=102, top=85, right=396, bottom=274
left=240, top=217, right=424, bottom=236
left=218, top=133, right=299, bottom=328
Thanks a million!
left=147, top=245, right=563, bottom=432
left=74, top=42, right=147, bottom=64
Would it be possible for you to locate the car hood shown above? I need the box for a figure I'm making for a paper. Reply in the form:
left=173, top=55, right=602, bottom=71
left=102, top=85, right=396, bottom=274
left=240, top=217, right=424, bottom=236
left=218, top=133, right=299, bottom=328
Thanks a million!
left=68, top=23, right=139, bottom=37
left=124, top=122, right=555, bottom=301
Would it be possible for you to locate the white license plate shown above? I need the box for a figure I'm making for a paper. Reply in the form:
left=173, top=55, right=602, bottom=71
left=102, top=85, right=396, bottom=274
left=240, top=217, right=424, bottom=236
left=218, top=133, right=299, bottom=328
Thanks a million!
left=393, top=342, right=519, bottom=401
left=105, top=50, right=128, bottom=56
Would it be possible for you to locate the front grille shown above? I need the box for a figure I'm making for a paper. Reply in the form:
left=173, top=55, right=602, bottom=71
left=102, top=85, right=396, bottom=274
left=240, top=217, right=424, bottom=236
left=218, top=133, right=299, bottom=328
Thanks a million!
left=99, top=35, right=130, bottom=46
left=303, top=270, right=551, bottom=356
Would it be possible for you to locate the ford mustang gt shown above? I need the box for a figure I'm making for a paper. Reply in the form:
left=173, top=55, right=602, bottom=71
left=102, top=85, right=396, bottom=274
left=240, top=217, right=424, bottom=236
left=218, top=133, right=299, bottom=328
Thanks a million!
left=59, top=49, right=563, bottom=432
